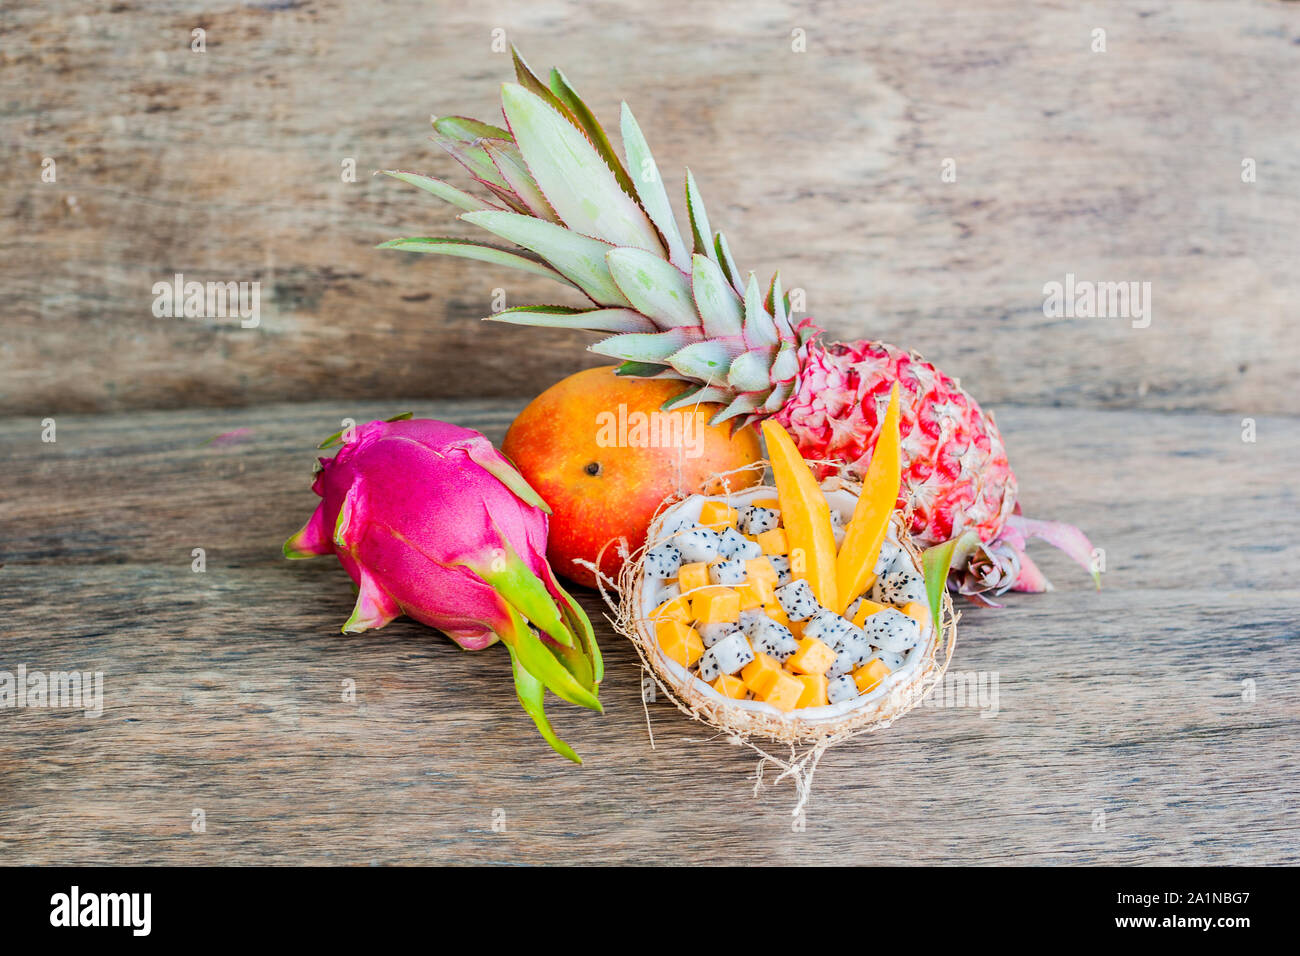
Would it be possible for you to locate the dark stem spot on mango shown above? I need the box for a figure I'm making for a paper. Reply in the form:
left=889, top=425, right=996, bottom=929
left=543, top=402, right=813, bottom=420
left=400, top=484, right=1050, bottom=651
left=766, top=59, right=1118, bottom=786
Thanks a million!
left=584, top=461, right=602, bottom=477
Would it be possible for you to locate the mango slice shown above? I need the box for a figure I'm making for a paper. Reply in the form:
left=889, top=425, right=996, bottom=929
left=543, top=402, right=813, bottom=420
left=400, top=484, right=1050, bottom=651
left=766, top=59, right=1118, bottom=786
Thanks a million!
left=760, top=420, right=839, bottom=612
left=835, top=384, right=902, bottom=615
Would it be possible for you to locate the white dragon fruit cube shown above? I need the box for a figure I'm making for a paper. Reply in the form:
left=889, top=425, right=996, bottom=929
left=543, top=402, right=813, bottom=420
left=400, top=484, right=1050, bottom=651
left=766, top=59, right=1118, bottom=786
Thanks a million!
left=698, top=632, right=755, bottom=681
left=827, top=674, right=859, bottom=704
left=658, top=583, right=681, bottom=602
left=825, top=646, right=857, bottom=679
left=717, top=527, right=747, bottom=559
left=873, top=569, right=927, bottom=606
left=698, top=621, right=744, bottom=648
left=775, top=578, right=820, bottom=621
left=738, top=608, right=769, bottom=631
left=708, top=557, right=748, bottom=587
left=839, top=628, right=873, bottom=666
left=863, top=607, right=922, bottom=653
left=767, top=554, right=793, bottom=586
left=738, top=504, right=779, bottom=535
left=801, top=609, right=847, bottom=646
left=675, top=526, right=721, bottom=563
left=644, top=543, right=682, bottom=579
left=749, top=618, right=798, bottom=661
left=874, top=540, right=902, bottom=576
left=871, top=650, right=906, bottom=671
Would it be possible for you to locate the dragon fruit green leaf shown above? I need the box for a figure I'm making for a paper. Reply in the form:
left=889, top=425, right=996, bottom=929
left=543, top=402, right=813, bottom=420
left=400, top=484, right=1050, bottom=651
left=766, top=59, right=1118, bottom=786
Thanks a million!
left=507, top=645, right=582, bottom=764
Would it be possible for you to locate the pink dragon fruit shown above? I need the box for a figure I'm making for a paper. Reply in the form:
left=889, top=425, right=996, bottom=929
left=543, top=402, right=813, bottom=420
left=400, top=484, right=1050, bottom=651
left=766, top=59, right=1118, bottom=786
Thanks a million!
left=283, top=414, right=602, bottom=763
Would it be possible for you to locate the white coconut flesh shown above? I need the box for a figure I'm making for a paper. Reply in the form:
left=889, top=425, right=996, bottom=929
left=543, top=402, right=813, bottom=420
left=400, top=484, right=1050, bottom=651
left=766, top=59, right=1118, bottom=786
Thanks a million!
left=638, top=484, right=936, bottom=725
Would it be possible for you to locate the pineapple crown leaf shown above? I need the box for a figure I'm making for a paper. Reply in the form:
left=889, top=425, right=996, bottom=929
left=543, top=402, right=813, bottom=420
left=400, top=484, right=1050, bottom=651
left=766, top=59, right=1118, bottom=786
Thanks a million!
left=381, top=51, right=812, bottom=415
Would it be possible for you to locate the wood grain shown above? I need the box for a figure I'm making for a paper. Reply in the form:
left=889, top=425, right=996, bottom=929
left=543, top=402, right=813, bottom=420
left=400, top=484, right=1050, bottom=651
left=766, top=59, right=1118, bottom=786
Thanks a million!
left=1, top=400, right=1296, bottom=865
left=2, top=0, right=1298, bottom=416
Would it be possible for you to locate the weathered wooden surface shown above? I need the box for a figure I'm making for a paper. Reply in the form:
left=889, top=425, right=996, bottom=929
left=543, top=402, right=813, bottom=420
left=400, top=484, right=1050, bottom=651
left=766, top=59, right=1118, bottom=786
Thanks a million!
left=1, top=400, right=1296, bottom=865
left=3, top=0, right=1298, bottom=416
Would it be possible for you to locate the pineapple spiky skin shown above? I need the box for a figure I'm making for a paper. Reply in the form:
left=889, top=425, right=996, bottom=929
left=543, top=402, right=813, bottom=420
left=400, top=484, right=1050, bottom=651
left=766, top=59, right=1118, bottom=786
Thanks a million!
left=379, top=48, right=1022, bottom=550
left=775, top=337, right=1017, bottom=546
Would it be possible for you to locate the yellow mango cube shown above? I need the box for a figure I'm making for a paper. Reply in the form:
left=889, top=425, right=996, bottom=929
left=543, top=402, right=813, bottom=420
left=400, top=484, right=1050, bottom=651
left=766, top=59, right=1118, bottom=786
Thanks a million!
left=711, top=674, right=748, bottom=699
left=691, top=587, right=740, bottom=624
left=787, top=636, right=837, bottom=676
left=650, top=594, right=691, bottom=623
left=698, top=501, right=739, bottom=531
left=762, top=672, right=804, bottom=712
left=902, top=601, right=931, bottom=629
left=788, top=619, right=806, bottom=639
left=756, top=528, right=789, bottom=555
left=741, top=652, right=784, bottom=697
left=657, top=619, right=705, bottom=668
left=677, top=561, right=710, bottom=594
left=734, top=582, right=765, bottom=611
left=853, top=658, right=891, bottom=694
left=794, top=673, right=829, bottom=709
left=746, top=558, right=779, bottom=588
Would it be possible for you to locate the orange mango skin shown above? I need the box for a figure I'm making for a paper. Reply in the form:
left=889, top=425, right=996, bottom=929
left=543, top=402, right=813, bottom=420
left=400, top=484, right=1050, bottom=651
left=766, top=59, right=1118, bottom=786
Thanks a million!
left=504, top=366, right=762, bottom=589
left=760, top=420, right=839, bottom=612
left=835, top=384, right=902, bottom=614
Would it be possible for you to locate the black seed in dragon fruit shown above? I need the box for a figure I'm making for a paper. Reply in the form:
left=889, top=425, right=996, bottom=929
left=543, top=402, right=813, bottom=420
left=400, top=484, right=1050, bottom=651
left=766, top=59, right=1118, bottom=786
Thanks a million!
left=708, top=557, right=748, bottom=587
left=644, top=543, right=682, bottom=579
left=738, top=505, right=779, bottom=535
left=827, top=674, right=859, bottom=704
left=675, top=526, right=721, bottom=563
left=775, top=578, right=820, bottom=621
left=749, top=618, right=799, bottom=661
left=862, top=607, right=922, bottom=653
left=699, top=621, right=744, bottom=648
left=767, top=554, right=793, bottom=586
left=698, top=632, right=755, bottom=681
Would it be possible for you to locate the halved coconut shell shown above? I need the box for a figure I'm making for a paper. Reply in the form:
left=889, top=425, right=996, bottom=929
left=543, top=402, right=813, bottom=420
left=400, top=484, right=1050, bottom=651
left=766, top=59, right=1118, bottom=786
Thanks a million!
left=617, top=479, right=957, bottom=747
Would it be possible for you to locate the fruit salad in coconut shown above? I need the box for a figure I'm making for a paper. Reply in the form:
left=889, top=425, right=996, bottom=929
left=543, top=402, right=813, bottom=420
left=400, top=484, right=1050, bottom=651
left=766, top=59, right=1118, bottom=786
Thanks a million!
left=614, top=389, right=957, bottom=780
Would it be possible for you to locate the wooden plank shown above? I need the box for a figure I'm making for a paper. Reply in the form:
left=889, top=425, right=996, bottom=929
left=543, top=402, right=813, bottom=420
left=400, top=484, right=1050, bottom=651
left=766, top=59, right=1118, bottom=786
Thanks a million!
left=1, top=400, right=1297, bottom=864
left=2, top=0, right=1298, bottom=415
